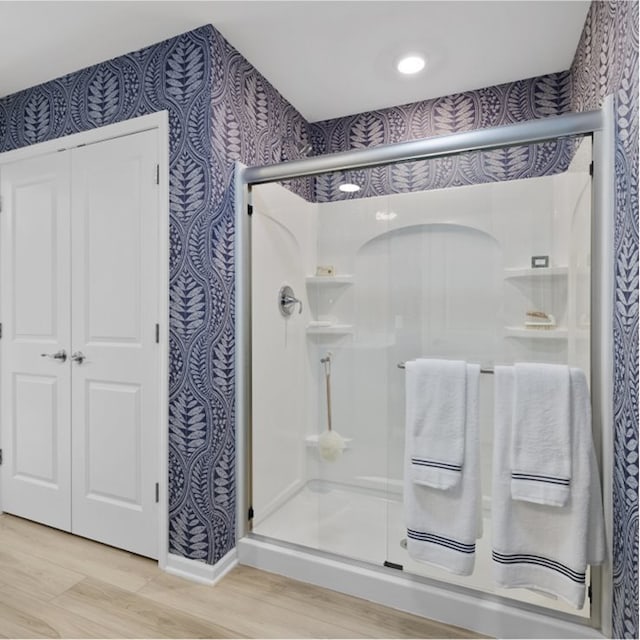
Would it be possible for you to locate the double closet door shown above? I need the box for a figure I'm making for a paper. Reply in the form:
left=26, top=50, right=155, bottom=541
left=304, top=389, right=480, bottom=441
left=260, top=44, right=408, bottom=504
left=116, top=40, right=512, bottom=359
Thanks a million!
left=0, top=130, right=160, bottom=559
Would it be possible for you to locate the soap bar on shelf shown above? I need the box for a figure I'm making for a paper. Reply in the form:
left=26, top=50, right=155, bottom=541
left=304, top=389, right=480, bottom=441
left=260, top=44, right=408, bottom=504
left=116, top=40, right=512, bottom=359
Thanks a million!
left=524, top=321, right=557, bottom=330
left=524, top=311, right=555, bottom=329
left=315, top=265, right=335, bottom=276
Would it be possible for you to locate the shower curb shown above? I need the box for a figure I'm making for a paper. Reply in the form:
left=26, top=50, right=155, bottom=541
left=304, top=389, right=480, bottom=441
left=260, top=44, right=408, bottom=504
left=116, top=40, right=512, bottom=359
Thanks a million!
left=238, top=537, right=604, bottom=639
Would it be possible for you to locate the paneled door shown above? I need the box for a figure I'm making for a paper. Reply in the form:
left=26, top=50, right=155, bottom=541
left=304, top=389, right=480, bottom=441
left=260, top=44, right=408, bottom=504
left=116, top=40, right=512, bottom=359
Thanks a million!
left=1, top=128, right=160, bottom=559
left=70, top=130, right=160, bottom=559
left=0, top=152, right=72, bottom=531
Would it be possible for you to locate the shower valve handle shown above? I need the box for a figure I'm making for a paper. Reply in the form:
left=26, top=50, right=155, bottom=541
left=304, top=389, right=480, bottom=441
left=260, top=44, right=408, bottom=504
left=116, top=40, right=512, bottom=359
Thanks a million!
left=278, top=285, right=303, bottom=316
left=282, top=294, right=303, bottom=314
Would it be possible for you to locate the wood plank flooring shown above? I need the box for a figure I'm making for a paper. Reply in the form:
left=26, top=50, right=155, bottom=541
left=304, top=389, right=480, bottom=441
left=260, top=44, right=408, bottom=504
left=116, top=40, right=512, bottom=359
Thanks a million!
left=0, top=513, right=484, bottom=638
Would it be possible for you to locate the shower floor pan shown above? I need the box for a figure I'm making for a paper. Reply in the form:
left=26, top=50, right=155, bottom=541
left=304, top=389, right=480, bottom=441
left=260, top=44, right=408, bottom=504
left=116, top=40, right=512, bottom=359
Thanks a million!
left=251, top=479, right=589, bottom=619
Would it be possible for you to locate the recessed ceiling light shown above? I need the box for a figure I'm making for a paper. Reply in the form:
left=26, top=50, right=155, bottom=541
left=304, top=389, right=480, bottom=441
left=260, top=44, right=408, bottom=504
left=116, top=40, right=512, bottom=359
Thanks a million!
left=339, top=183, right=361, bottom=193
left=376, top=211, right=397, bottom=221
left=397, top=54, right=426, bottom=75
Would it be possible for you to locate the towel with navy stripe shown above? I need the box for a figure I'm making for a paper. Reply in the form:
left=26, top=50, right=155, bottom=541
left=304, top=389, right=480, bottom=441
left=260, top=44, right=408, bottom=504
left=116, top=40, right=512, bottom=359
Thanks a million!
left=404, top=360, right=481, bottom=576
left=492, top=551, right=585, bottom=584
left=493, top=366, right=605, bottom=609
left=510, top=363, right=572, bottom=507
left=406, top=359, right=467, bottom=490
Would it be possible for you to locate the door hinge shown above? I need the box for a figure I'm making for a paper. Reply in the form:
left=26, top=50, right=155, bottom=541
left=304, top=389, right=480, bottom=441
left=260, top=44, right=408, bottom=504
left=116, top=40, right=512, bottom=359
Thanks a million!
left=589, top=161, right=594, bottom=177
left=0, top=322, right=3, bottom=339
left=247, top=204, right=253, bottom=217
left=0, top=196, right=3, bottom=212
left=248, top=506, right=254, bottom=521
left=155, top=482, right=159, bottom=503
left=588, top=582, right=593, bottom=602
left=155, top=323, right=160, bottom=343
left=0, top=449, right=3, bottom=465
left=156, top=164, right=160, bottom=185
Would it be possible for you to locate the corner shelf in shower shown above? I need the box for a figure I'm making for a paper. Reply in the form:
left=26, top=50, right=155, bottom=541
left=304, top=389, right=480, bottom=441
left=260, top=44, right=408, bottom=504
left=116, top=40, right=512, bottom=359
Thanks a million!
left=504, top=266, right=569, bottom=279
left=306, top=324, right=354, bottom=336
left=305, top=275, right=354, bottom=285
left=504, top=326, right=569, bottom=339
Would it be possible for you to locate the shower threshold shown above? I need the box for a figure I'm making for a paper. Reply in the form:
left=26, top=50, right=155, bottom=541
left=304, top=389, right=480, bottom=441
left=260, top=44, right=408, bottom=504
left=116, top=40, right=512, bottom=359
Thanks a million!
left=251, top=479, right=590, bottom=622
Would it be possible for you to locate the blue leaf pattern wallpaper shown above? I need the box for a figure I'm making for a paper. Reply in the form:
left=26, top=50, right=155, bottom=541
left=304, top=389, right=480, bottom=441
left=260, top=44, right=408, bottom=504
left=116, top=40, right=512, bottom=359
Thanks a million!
left=0, top=4, right=637, bottom=636
left=310, top=72, right=577, bottom=201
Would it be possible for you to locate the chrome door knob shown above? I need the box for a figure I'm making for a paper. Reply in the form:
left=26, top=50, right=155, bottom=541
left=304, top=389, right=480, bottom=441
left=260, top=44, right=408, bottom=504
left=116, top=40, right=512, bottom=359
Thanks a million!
left=71, top=351, right=86, bottom=364
left=41, top=349, right=67, bottom=362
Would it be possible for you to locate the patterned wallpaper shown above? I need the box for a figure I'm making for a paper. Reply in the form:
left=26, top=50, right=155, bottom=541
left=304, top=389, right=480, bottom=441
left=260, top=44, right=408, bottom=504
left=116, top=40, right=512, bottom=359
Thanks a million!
left=0, top=25, right=311, bottom=565
left=309, top=72, right=575, bottom=200
left=170, top=29, right=311, bottom=563
left=571, top=2, right=639, bottom=637
left=311, top=138, right=580, bottom=202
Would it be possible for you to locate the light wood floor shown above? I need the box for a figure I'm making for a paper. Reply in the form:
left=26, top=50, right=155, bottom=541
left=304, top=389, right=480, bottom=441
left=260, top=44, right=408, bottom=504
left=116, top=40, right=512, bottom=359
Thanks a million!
left=0, top=513, right=484, bottom=639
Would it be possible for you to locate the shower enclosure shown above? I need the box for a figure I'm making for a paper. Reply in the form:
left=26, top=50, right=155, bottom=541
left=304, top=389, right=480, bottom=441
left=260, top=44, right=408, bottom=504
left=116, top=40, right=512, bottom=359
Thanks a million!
left=236, top=108, right=614, bottom=639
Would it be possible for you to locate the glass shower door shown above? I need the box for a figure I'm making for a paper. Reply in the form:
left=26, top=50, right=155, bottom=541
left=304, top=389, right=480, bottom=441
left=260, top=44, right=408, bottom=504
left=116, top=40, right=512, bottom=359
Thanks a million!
left=383, top=138, right=593, bottom=618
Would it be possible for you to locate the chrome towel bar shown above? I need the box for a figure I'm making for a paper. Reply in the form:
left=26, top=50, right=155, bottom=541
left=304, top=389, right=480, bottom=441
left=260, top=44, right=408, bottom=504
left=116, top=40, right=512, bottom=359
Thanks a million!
left=397, top=362, right=494, bottom=374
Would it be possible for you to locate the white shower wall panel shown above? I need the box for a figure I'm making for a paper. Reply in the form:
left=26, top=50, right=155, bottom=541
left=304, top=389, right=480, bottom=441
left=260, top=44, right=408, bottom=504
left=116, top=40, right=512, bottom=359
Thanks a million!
left=312, top=174, right=564, bottom=495
left=250, top=184, right=317, bottom=523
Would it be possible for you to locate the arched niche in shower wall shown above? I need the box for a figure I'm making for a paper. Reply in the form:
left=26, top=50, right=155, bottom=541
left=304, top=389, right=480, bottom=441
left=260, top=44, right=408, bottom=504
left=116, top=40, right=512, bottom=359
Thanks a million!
left=353, top=222, right=503, bottom=363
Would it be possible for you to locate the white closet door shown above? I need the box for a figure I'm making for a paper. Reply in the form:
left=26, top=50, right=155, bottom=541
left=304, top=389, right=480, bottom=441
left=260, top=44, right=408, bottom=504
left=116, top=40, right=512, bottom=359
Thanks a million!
left=0, top=153, right=72, bottom=530
left=70, top=130, right=160, bottom=559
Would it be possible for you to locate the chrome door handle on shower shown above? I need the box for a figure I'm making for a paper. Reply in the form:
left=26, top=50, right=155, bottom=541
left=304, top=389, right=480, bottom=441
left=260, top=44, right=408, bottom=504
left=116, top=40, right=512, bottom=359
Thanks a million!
left=71, top=351, right=86, bottom=364
left=41, top=349, right=67, bottom=362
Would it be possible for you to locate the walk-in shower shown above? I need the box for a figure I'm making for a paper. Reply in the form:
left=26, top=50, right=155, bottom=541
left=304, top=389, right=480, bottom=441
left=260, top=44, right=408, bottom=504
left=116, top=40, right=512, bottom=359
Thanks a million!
left=236, top=106, right=614, bottom=639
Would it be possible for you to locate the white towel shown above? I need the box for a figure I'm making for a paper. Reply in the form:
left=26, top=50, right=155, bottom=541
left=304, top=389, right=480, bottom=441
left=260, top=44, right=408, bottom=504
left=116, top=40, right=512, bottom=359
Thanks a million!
left=405, top=364, right=482, bottom=575
left=511, top=363, right=572, bottom=506
left=405, top=358, right=467, bottom=489
left=492, top=366, right=605, bottom=608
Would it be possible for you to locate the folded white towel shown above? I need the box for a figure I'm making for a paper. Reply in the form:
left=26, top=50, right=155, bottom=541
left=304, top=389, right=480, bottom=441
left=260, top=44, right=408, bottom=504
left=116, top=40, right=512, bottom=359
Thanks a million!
left=511, top=363, right=572, bottom=506
left=405, top=358, right=467, bottom=489
left=493, top=366, right=605, bottom=608
left=405, top=364, right=481, bottom=575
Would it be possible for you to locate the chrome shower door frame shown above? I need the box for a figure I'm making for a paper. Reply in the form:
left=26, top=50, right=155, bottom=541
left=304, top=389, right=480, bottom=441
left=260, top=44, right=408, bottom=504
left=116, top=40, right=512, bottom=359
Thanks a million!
left=235, top=100, right=615, bottom=638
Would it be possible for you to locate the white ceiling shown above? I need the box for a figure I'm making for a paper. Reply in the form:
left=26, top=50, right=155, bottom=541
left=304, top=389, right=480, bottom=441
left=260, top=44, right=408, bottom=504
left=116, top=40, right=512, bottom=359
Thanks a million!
left=0, top=1, right=591, bottom=122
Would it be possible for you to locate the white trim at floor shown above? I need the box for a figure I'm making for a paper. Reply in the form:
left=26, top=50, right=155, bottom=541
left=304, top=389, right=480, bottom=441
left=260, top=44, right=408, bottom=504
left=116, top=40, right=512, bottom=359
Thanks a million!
left=165, top=548, right=238, bottom=586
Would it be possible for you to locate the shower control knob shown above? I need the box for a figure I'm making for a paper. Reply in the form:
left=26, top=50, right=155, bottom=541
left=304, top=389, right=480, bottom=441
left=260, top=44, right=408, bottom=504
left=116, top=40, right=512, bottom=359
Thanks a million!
left=278, top=285, right=303, bottom=317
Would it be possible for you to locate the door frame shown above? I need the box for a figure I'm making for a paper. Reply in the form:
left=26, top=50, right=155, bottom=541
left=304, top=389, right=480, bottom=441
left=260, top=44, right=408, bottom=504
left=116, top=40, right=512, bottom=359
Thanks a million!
left=0, top=111, right=170, bottom=570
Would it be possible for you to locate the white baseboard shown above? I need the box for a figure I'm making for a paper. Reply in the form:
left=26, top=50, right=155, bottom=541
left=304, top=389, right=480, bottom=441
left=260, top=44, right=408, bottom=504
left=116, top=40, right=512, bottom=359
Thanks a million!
left=164, top=548, right=238, bottom=586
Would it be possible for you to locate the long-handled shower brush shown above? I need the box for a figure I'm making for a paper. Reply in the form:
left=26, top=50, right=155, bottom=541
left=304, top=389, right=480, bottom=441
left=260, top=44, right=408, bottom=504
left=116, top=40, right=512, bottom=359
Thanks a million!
left=318, top=353, right=346, bottom=462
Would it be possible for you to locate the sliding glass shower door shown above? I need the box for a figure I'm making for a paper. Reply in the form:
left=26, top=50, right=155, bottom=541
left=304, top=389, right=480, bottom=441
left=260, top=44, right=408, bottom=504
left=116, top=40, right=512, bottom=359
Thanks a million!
left=249, top=134, right=595, bottom=619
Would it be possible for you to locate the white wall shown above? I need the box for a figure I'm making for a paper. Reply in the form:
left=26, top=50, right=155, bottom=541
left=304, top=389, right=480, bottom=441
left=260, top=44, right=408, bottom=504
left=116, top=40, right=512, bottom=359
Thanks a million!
left=250, top=183, right=317, bottom=523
